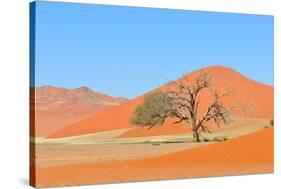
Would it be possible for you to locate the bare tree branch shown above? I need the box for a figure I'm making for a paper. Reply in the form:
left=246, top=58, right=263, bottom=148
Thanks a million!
left=166, top=71, right=233, bottom=142
left=131, top=71, right=235, bottom=143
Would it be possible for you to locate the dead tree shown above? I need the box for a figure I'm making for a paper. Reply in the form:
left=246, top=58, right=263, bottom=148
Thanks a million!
left=167, top=72, right=233, bottom=142
left=130, top=71, right=235, bottom=142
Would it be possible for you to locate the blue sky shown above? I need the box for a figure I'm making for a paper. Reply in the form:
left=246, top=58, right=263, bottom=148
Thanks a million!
left=33, top=1, right=273, bottom=99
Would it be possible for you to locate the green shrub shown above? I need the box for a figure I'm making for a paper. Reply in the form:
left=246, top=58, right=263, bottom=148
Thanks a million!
left=130, top=91, right=172, bottom=127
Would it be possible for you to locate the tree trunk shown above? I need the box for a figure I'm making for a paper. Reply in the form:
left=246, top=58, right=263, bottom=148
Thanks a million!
left=190, top=118, right=200, bottom=142
left=192, top=129, right=200, bottom=142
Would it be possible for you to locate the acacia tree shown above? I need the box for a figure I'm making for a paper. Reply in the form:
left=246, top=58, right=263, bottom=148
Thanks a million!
left=130, top=71, right=234, bottom=142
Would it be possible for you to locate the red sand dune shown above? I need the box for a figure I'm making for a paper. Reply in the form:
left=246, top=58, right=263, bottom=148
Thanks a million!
left=33, top=111, right=91, bottom=137
left=48, top=97, right=143, bottom=138
left=48, top=66, right=273, bottom=138
left=35, top=128, right=273, bottom=187
left=118, top=118, right=191, bottom=138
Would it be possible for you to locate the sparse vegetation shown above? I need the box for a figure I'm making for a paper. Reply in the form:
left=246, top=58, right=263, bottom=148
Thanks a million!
left=213, top=136, right=228, bottom=142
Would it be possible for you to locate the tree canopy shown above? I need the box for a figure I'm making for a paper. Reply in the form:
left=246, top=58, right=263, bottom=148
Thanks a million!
left=129, top=91, right=172, bottom=129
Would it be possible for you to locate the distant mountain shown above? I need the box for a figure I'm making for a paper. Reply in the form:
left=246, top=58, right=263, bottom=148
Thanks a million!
left=35, top=86, right=128, bottom=115
left=32, top=86, right=128, bottom=137
left=48, top=65, right=273, bottom=138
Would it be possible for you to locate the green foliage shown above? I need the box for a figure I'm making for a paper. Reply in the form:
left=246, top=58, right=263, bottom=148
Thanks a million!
left=129, top=91, right=172, bottom=127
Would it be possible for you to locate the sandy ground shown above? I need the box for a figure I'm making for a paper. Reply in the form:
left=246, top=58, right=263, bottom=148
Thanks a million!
left=32, top=117, right=270, bottom=168
left=117, top=116, right=269, bottom=138
left=34, top=117, right=269, bottom=145
left=34, top=128, right=273, bottom=188
left=34, top=142, right=208, bottom=168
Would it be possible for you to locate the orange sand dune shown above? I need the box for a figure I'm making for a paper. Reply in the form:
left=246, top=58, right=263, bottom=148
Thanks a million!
left=33, top=111, right=92, bottom=137
left=48, top=66, right=273, bottom=138
left=48, top=97, right=143, bottom=138
left=35, top=128, right=273, bottom=187
left=117, top=118, right=191, bottom=138
left=160, top=65, right=273, bottom=118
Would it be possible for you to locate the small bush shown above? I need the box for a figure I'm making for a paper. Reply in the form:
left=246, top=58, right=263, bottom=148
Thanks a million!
left=213, top=136, right=228, bottom=142
left=203, top=138, right=210, bottom=142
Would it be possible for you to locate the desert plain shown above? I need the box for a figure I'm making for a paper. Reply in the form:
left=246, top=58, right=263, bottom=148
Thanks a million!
left=30, top=66, right=274, bottom=187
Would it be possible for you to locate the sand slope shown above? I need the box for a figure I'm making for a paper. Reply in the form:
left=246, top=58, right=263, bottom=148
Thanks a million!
left=48, top=97, right=142, bottom=138
left=35, top=128, right=273, bottom=187
left=33, top=111, right=91, bottom=137
left=48, top=66, right=273, bottom=138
